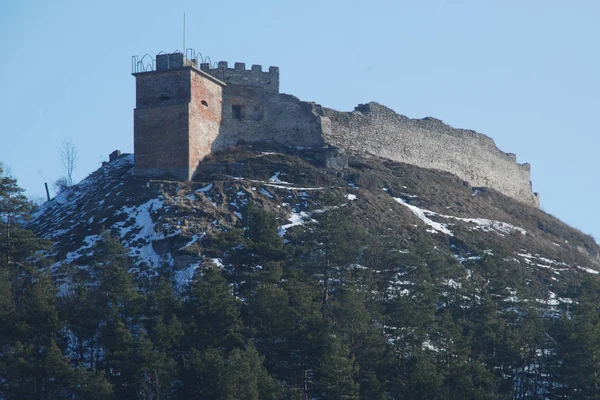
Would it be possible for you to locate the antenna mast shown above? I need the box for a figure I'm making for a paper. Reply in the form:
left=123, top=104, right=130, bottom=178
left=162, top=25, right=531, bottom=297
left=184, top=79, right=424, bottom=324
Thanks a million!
left=183, top=12, right=186, bottom=55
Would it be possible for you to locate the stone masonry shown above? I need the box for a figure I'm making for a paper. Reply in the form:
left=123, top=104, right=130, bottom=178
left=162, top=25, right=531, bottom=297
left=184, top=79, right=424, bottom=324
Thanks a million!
left=132, top=52, right=539, bottom=207
left=318, top=103, right=539, bottom=207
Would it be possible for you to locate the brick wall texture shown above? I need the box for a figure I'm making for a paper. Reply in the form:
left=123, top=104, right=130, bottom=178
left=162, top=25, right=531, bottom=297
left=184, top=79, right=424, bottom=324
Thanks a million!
left=134, top=68, right=223, bottom=180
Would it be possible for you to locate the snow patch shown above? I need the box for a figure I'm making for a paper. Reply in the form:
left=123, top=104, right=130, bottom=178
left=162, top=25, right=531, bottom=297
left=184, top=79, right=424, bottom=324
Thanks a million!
left=196, top=183, right=213, bottom=193
left=577, top=265, right=600, bottom=275
left=393, top=197, right=527, bottom=237
left=260, top=188, right=274, bottom=198
left=175, top=263, right=200, bottom=286
left=269, top=171, right=291, bottom=185
left=393, top=197, right=453, bottom=236
left=279, top=211, right=312, bottom=236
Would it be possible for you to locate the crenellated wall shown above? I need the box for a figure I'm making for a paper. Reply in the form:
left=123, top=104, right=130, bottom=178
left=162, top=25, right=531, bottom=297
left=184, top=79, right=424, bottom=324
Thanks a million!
left=201, top=61, right=279, bottom=93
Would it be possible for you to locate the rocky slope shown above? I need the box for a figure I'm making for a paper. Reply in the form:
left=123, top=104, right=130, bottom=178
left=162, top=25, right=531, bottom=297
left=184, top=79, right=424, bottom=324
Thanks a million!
left=28, top=144, right=599, bottom=306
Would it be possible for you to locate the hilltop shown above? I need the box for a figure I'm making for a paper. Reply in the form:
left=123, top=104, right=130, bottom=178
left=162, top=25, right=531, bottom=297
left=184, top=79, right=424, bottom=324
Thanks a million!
left=29, top=144, right=598, bottom=287
left=0, top=144, right=597, bottom=398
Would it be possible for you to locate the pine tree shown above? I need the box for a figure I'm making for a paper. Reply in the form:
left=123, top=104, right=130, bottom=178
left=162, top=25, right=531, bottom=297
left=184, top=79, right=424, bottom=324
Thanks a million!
left=298, top=191, right=365, bottom=314
left=555, top=277, right=600, bottom=398
left=245, top=283, right=293, bottom=375
left=0, top=270, right=68, bottom=399
left=316, top=337, right=360, bottom=400
left=330, top=283, right=388, bottom=399
left=69, top=366, right=113, bottom=399
left=223, top=344, right=281, bottom=400
left=183, top=266, right=243, bottom=350
left=180, top=347, right=227, bottom=398
left=218, top=203, right=291, bottom=298
left=0, top=164, right=31, bottom=269
left=282, top=277, right=330, bottom=398
left=59, top=285, right=104, bottom=369
left=403, top=351, right=443, bottom=400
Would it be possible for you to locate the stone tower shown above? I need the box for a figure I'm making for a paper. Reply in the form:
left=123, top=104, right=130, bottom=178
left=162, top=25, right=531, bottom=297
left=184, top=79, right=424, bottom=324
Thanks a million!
left=132, top=52, right=225, bottom=180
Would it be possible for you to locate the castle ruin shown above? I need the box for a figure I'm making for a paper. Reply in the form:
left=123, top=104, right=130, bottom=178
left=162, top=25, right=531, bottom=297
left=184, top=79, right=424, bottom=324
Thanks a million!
left=132, top=51, right=540, bottom=207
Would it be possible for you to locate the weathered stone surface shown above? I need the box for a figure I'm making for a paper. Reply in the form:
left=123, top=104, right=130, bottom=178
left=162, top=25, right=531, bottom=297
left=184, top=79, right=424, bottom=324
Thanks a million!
left=203, top=62, right=279, bottom=92
left=213, top=90, right=324, bottom=151
left=188, top=69, right=223, bottom=178
left=319, top=103, right=539, bottom=207
left=312, top=147, right=348, bottom=170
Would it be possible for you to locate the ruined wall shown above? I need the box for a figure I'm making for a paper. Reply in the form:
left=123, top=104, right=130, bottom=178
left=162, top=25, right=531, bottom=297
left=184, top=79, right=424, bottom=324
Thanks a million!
left=212, top=87, right=323, bottom=151
left=319, top=102, right=539, bottom=207
left=193, top=61, right=322, bottom=152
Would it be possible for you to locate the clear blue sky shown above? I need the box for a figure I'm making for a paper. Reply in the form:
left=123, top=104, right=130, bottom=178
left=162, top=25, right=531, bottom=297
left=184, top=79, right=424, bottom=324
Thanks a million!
left=1, top=0, right=599, bottom=240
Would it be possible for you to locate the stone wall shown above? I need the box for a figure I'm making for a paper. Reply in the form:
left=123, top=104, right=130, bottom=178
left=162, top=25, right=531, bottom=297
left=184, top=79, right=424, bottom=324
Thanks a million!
left=212, top=88, right=323, bottom=151
left=156, top=53, right=190, bottom=71
left=135, top=68, right=191, bottom=107
left=134, top=102, right=190, bottom=180
left=202, top=62, right=279, bottom=93
left=318, top=102, right=539, bottom=207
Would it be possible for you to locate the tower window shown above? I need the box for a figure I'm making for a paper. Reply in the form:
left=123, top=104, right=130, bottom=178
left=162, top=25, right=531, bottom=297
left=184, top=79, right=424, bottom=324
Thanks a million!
left=232, top=105, right=243, bottom=120
left=201, top=100, right=208, bottom=107
left=158, top=94, right=170, bottom=102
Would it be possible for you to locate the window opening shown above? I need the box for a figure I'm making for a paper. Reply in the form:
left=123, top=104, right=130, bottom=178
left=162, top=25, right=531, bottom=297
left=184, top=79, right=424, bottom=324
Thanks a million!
left=232, top=105, right=243, bottom=120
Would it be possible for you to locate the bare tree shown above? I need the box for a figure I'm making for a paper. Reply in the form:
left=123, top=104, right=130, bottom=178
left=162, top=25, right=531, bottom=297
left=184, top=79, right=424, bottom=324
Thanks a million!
left=59, top=137, right=79, bottom=187
left=53, top=176, right=70, bottom=194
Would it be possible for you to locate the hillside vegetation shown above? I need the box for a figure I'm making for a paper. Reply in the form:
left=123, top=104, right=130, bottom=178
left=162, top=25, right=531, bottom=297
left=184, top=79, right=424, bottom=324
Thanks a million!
left=2, top=147, right=600, bottom=399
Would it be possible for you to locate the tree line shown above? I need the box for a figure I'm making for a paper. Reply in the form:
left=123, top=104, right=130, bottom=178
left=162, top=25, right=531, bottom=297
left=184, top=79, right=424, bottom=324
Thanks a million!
left=2, top=169, right=600, bottom=399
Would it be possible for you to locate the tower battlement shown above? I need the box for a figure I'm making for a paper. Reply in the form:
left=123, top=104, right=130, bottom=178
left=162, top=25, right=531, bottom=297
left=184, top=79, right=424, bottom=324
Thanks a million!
left=200, top=61, right=279, bottom=93
left=132, top=51, right=280, bottom=92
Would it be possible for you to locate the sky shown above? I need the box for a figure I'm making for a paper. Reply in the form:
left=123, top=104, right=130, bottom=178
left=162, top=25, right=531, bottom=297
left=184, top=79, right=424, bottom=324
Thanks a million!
left=1, top=0, right=599, bottom=240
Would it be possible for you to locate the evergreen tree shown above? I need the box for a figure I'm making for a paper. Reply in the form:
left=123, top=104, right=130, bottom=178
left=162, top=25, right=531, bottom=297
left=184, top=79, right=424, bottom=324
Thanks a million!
left=403, top=351, right=443, bottom=400
left=298, top=191, right=365, bottom=314
left=330, top=283, right=388, bottom=399
left=183, top=266, right=243, bottom=350
left=555, top=277, right=600, bottom=399
left=316, top=337, right=360, bottom=400
left=0, top=164, right=32, bottom=268
left=218, top=203, right=291, bottom=298
left=222, top=344, right=281, bottom=400
left=180, top=347, right=227, bottom=398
